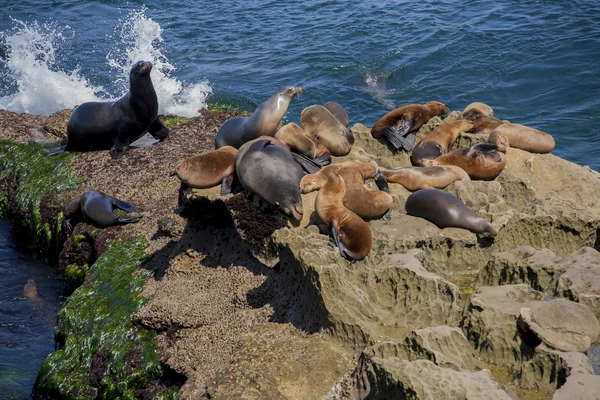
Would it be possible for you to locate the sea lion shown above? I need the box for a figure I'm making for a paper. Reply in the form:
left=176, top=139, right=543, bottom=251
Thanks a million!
left=488, top=123, right=555, bottom=153
left=323, top=101, right=350, bottom=127
left=411, top=120, right=474, bottom=166
left=47, top=61, right=169, bottom=158
left=174, top=146, right=238, bottom=193
left=236, top=138, right=304, bottom=221
left=462, top=102, right=494, bottom=118
left=275, top=123, right=332, bottom=166
left=405, top=189, right=497, bottom=237
left=23, top=279, right=38, bottom=301
left=65, top=190, right=143, bottom=229
left=300, top=105, right=355, bottom=156
left=315, top=173, right=372, bottom=261
left=380, top=165, right=470, bottom=191
left=462, top=108, right=505, bottom=135
left=371, top=101, right=449, bottom=151
left=421, top=143, right=506, bottom=181
left=215, top=86, right=302, bottom=149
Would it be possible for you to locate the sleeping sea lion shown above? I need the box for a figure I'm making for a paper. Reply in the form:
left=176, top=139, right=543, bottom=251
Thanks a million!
left=405, top=189, right=497, bottom=237
left=300, top=105, right=355, bottom=156
left=65, top=190, right=143, bottom=229
left=235, top=138, right=304, bottom=221
left=215, top=86, right=302, bottom=149
left=462, top=108, right=505, bottom=135
left=371, top=101, right=449, bottom=151
left=323, top=101, right=350, bottom=127
left=275, top=123, right=332, bottom=168
left=411, top=120, right=474, bottom=166
left=461, top=102, right=495, bottom=118
left=315, top=173, right=372, bottom=261
left=421, top=143, right=506, bottom=181
left=174, top=146, right=238, bottom=194
left=488, top=123, right=555, bottom=153
left=47, top=61, right=169, bottom=158
left=380, top=165, right=470, bottom=191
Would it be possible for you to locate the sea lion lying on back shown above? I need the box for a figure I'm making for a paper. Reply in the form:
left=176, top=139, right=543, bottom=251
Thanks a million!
left=405, top=189, right=497, bottom=237
left=65, top=190, right=142, bottom=229
left=488, top=123, right=555, bottom=153
left=411, top=119, right=474, bottom=166
left=421, top=143, right=506, bottom=181
left=371, top=101, right=449, bottom=151
left=315, top=173, right=372, bottom=261
left=300, top=105, right=355, bottom=156
left=215, top=86, right=302, bottom=149
left=47, top=61, right=169, bottom=159
left=379, top=165, right=470, bottom=191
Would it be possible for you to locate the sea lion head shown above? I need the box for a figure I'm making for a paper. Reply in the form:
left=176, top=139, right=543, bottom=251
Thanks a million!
left=280, top=202, right=304, bottom=222
left=130, top=60, right=153, bottom=79
left=488, top=131, right=510, bottom=153
left=23, top=279, right=38, bottom=300
left=276, top=86, right=303, bottom=103
left=424, top=101, right=449, bottom=116
left=463, top=102, right=494, bottom=118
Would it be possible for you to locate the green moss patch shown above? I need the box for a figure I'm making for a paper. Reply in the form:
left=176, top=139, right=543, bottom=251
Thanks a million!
left=162, top=115, right=190, bottom=128
left=34, top=237, right=180, bottom=399
left=0, top=139, right=82, bottom=256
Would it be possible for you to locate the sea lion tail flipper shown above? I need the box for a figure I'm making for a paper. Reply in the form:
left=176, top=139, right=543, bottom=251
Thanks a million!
left=108, top=196, right=140, bottom=213
left=382, top=207, right=392, bottom=221
left=45, top=145, right=67, bottom=156
left=312, top=152, right=332, bottom=167
left=220, top=174, right=235, bottom=195
left=373, top=170, right=390, bottom=193
left=147, top=118, right=170, bottom=140
left=169, top=171, right=177, bottom=177
left=116, top=214, right=143, bottom=225
left=291, top=152, right=322, bottom=174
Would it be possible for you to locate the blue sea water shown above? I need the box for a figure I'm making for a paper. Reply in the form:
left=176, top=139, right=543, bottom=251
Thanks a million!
left=0, top=1, right=599, bottom=169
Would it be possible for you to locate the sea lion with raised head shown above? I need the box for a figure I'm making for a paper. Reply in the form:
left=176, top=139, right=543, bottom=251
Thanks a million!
left=411, top=119, right=474, bottom=166
left=65, top=190, right=143, bottom=229
left=47, top=61, right=169, bottom=159
left=215, top=86, right=302, bottom=149
left=371, top=101, right=449, bottom=151
left=323, top=101, right=350, bottom=127
left=174, top=146, right=238, bottom=194
left=235, top=138, right=304, bottom=221
left=300, top=105, right=355, bottom=156
left=421, top=143, right=506, bottom=181
left=488, top=123, right=555, bottom=154
left=380, top=165, right=470, bottom=191
left=315, top=173, right=372, bottom=261
left=462, top=108, right=505, bottom=135
left=405, top=189, right=497, bottom=236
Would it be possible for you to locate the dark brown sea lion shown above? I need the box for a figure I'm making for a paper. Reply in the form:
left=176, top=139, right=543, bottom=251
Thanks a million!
left=371, top=101, right=449, bottom=151
left=300, top=105, right=355, bottom=156
left=315, top=173, right=373, bottom=261
left=215, top=86, right=302, bottom=149
left=380, top=165, right=470, bottom=191
left=65, top=191, right=142, bottom=229
left=275, top=123, right=332, bottom=167
left=174, top=146, right=238, bottom=192
left=411, top=119, right=474, bottom=166
left=488, top=123, right=555, bottom=153
left=405, top=189, right=497, bottom=237
left=421, top=143, right=506, bottom=181
left=47, top=61, right=169, bottom=159
left=462, top=108, right=505, bottom=135
left=236, top=138, right=304, bottom=221
left=323, top=101, right=350, bottom=127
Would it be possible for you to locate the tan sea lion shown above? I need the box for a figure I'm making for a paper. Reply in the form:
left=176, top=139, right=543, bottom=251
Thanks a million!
left=23, top=279, right=38, bottom=301
left=462, top=108, right=505, bottom=135
left=65, top=191, right=142, bottom=229
left=236, top=138, right=304, bottom=221
left=174, top=146, right=238, bottom=192
left=215, top=86, right=302, bottom=149
left=323, top=101, right=350, bottom=127
left=380, top=165, right=470, bottom=191
left=410, top=119, right=474, bottom=166
left=405, top=189, right=497, bottom=237
left=300, top=105, right=355, bottom=156
left=488, top=123, right=555, bottom=153
left=371, top=101, right=449, bottom=151
left=462, top=102, right=494, bottom=118
left=275, top=123, right=332, bottom=166
left=421, top=143, right=506, bottom=181
left=315, top=173, right=372, bottom=261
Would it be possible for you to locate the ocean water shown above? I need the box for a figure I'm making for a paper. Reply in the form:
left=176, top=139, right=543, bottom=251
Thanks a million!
left=1, top=1, right=599, bottom=168
left=0, top=220, right=63, bottom=399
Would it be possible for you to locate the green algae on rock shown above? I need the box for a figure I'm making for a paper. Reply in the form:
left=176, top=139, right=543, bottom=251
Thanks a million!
left=33, top=237, right=180, bottom=400
left=0, top=139, right=82, bottom=257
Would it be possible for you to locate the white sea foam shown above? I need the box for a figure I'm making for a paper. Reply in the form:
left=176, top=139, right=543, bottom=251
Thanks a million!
left=0, top=9, right=211, bottom=117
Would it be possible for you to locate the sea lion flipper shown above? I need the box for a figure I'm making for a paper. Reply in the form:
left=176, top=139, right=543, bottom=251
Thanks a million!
left=385, top=118, right=413, bottom=149
left=147, top=118, right=170, bottom=140
left=108, top=196, right=139, bottom=213
left=373, top=170, right=390, bottom=193
left=382, top=207, right=392, bottom=221
left=46, top=145, right=67, bottom=156
left=115, top=214, right=143, bottom=225
left=220, top=174, right=234, bottom=195
left=291, top=152, right=322, bottom=174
